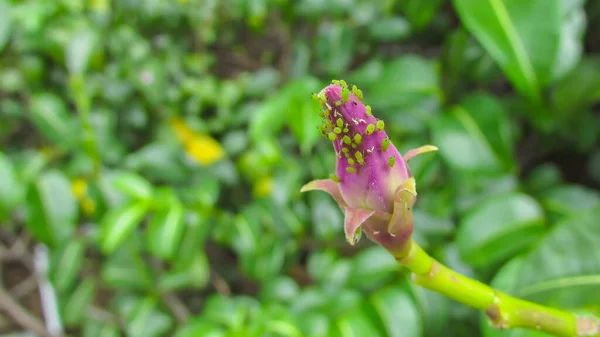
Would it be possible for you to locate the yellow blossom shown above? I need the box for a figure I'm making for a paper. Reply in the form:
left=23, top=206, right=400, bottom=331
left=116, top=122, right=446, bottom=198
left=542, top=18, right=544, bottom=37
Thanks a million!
left=170, top=117, right=225, bottom=166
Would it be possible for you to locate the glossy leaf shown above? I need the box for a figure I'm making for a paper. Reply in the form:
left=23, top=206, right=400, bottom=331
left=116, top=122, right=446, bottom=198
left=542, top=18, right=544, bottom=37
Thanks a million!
left=29, top=93, right=78, bottom=149
left=100, top=201, right=149, bottom=254
left=0, top=152, right=21, bottom=217
left=456, top=193, right=545, bottom=266
left=514, top=208, right=600, bottom=307
left=51, top=239, right=85, bottom=292
left=0, top=0, right=10, bottom=51
left=25, top=170, right=78, bottom=246
left=432, top=93, right=515, bottom=175
left=66, top=29, right=98, bottom=75
left=63, top=279, right=95, bottom=327
left=453, top=0, right=561, bottom=102
left=111, top=171, right=154, bottom=200
left=146, top=196, right=185, bottom=260
left=370, top=285, right=423, bottom=337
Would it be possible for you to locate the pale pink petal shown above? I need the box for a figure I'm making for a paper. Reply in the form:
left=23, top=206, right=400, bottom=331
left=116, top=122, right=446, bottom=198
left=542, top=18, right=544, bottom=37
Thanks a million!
left=344, top=208, right=375, bottom=245
left=403, top=145, right=438, bottom=162
left=300, top=179, right=347, bottom=209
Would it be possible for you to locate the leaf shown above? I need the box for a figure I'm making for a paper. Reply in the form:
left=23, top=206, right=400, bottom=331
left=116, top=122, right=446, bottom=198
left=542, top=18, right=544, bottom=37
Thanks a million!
left=51, top=239, right=85, bottom=292
left=551, top=0, right=586, bottom=80
left=431, top=93, right=515, bottom=175
left=174, top=320, right=224, bottom=337
left=100, top=201, right=149, bottom=254
left=347, top=246, right=398, bottom=290
left=63, top=279, right=95, bottom=327
left=453, top=0, right=562, bottom=102
left=25, top=170, right=78, bottom=246
left=337, top=307, right=382, bottom=337
left=249, top=77, right=321, bottom=150
left=551, top=58, right=600, bottom=119
left=316, top=22, right=355, bottom=75
left=514, top=208, right=600, bottom=307
left=456, top=193, right=545, bottom=266
left=0, top=0, right=11, bottom=51
left=540, top=184, right=600, bottom=218
left=66, top=29, right=98, bottom=75
left=146, top=192, right=185, bottom=260
left=29, top=93, right=78, bottom=149
left=112, top=171, right=154, bottom=200
left=368, top=16, right=411, bottom=42
left=370, top=285, right=423, bottom=337
left=0, top=152, right=21, bottom=217
left=400, top=0, right=446, bottom=30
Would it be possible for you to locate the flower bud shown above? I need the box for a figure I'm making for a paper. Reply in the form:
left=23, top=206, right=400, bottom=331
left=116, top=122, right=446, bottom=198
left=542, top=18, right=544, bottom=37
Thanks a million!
left=303, top=81, right=437, bottom=256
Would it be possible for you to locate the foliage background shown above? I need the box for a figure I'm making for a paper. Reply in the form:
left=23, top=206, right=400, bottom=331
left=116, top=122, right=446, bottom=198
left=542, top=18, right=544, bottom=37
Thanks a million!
left=1, top=0, right=600, bottom=336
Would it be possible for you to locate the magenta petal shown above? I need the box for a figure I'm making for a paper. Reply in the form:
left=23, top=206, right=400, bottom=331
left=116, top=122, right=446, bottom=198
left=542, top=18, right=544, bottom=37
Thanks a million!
left=300, top=179, right=347, bottom=209
left=344, top=208, right=375, bottom=245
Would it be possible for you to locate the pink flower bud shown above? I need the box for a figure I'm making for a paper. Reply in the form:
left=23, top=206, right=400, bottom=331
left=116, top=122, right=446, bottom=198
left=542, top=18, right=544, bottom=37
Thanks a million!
left=303, top=81, right=437, bottom=255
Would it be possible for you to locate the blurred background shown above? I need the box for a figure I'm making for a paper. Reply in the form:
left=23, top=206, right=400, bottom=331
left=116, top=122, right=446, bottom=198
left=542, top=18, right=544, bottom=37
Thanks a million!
left=1, top=0, right=600, bottom=336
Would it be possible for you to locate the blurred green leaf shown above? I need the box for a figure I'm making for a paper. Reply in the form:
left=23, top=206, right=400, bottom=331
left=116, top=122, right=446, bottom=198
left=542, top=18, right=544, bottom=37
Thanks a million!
left=514, top=208, right=600, bottom=307
left=100, top=201, right=149, bottom=254
left=540, top=184, right=600, bottom=218
left=26, top=170, right=78, bottom=246
left=551, top=58, right=600, bottom=119
left=370, top=285, right=423, bottom=337
left=400, top=0, right=446, bottom=30
left=83, top=319, right=121, bottom=337
left=174, top=320, right=224, bottom=337
left=29, top=93, right=78, bottom=149
left=63, top=279, right=95, bottom=327
left=249, top=77, right=321, bottom=151
left=0, top=0, right=11, bottom=51
left=146, top=193, right=185, bottom=260
left=0, top=152, right=21, bottom=217
left=348, top=246, right=398, bottom=290
left=456, top=193, right=545, bottom=266
left=51, top=239, right=85, bottom=292
left=66, top=28, right=98, bottom=75
left=337, top=306, right=382, bottom=337
left=551, top=0, right=586, bottom=80
left=368, top=16, right=411, bottom=41
left=316, top=22, right=354, bottom=75
left=453, top=0, right=561, bottom=102
left=121, top=297, right=173, bottom=337
left=112, top=171, right=154, bottom=200
left=432, top=93, right=515, bottom=175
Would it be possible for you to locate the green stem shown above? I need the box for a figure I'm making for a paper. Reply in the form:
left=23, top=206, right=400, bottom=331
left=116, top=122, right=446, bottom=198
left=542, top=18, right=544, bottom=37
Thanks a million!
left=395, top=240, right=600, bottom=337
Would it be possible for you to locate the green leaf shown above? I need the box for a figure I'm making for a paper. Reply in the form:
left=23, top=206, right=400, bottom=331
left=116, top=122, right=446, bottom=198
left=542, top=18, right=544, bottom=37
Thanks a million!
left=400, top=0, right=446, bottom=30
left=0, top=152, right=21, bottom=217
left=66, top=29, right=98, bottom=75
left=368, top=16, right=411, bottom=41
left=540, top=184, right=600, bottom=218
left=100, top=201, right=149, bottom=254
left=316, top=22, right=355, bottom=75
left=370, top=285, right=423, bottom=337
left=337, top=307, right=382, bottom=337
left=249, top=77, right=321, bottom=149
left=432, top=93, right=515, bottom=175
left=51, top=239, right=85, bottom=292
left=347, top=246, right=398, bottom=290
left=0, top=0, right=11, bottom=52
left=146, top=194, right=185, bottom=260
left=63, top=279, right=95, bottom=327
left=174, top=320, right=224, bottom=337
left=112, top=171, right=154, bottom=200
left=25, top=170, right=78, bottom=246
left=102, top=241, right=153, bottom=290
left=551, top=58, right=600, bottom=119
left=514, top=208, right=600, bottom=307
left=122, top=297, right=173, bottom=337
left=551, top=0, right=586, bottom=80
left=452, top=0, right=562, bottom=102
left=29, top=93, right=78, bottom=149
left=456, top=193, right=545, bottom=266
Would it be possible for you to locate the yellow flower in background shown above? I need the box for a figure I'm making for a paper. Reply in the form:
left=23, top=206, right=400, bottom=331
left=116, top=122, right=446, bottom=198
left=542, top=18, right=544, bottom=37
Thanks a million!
left=253, top=176, right=273, bottom=198
left=170, top=117, right=225, bottom=166
left=71, top=178, right=96, bottom=216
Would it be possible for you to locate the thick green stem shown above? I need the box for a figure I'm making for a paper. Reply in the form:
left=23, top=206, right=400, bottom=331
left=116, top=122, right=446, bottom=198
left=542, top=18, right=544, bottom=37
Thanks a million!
left=395, top=240, right=600, bottom=337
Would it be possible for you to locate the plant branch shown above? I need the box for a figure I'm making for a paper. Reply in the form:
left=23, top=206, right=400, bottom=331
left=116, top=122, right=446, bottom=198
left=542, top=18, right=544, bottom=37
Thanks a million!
left=395, top=240, right=600, bottom=337
left=0, top=286, right=57, bottom=337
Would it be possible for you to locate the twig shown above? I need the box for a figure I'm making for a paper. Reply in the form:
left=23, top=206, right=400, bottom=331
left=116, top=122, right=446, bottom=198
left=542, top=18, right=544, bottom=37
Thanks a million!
left=161, top=292, right=190, bottom=323
left=34, top=245, right=63, bottom=337
left=0, top=285, right=56, bottom=337
left=211, top=269, right=231, bottom=296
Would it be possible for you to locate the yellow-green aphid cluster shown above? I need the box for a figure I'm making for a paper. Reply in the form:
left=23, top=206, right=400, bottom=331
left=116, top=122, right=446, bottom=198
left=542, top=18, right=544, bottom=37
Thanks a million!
left=314, top=80, right=392, bottom=177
